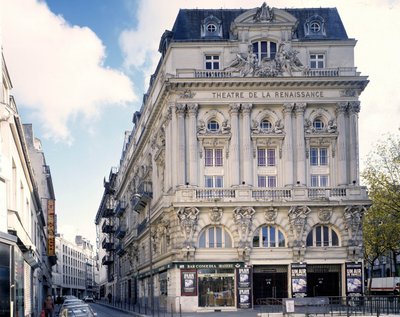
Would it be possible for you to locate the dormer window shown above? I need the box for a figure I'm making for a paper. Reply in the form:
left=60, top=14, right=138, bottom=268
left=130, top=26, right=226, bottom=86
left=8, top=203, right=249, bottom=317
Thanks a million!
left=304, top=15, right=326, bottom=37
left=252, top=40, right=277, bottom=62
left=206, top=23, right=217, bottom=33
left=207, top=120, right=220, bottom=132
left=201, top=15, right=223, bottom=39
left=310, top=21, right=321, bottom=33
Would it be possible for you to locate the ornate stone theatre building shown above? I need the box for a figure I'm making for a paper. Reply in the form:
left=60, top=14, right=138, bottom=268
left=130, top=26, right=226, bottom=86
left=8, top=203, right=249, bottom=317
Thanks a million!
left=95, top=3, right=369, bottom=312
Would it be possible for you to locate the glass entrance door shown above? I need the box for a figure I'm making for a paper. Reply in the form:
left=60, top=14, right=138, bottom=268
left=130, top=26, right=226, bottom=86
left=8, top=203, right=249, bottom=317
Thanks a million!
left=253, top=272, right=287, bottom=303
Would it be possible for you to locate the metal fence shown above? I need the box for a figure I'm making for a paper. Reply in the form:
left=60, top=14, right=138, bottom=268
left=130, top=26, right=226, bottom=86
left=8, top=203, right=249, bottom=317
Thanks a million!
left=255, top=296, right=400, bottom=316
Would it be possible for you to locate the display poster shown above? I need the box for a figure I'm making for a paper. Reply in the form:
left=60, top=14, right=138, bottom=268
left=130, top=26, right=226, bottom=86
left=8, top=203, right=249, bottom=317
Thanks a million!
left=346, top=262, right=363, bottom=296
left=291, top=263, right=307, bottom=298
left=181, top=269, right=197, bottom=296
left=236, top=267, right=252, bottom=309
left=0, top=243, right=10, bottom=317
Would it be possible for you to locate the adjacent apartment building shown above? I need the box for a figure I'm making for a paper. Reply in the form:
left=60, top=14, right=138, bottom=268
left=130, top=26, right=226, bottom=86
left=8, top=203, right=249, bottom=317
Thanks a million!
left=96, top=3, right=369, bottom=312
left=1, top=52, right=57, bottom=316
left=52, top=234, right=96, bottom=299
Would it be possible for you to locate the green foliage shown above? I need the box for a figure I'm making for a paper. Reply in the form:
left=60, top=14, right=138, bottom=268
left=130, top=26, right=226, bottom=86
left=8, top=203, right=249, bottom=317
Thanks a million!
left=362, top=133, right=400, bottom=276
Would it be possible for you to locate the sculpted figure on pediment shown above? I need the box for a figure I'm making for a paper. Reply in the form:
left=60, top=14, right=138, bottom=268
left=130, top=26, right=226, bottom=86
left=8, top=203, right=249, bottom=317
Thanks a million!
left=254, top=2, right=273, bottom=22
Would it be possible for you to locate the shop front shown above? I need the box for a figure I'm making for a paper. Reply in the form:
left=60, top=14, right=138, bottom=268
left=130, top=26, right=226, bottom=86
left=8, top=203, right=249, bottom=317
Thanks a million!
left=253, top=265, right=288, bottom=303
left=177, top=262, right=246, bottom=310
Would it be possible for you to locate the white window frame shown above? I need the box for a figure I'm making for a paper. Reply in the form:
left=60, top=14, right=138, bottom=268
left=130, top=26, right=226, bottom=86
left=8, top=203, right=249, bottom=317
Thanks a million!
left=205, top=148, right=223, bottom=167
left=311, top=174, right=329, bottom=187
left=205, top=55, right=220, bottom=70
left=310, top=53, right=325, bottom=69
left=252, top=40, right=277, bottom=62
left=205, top=175, right=223, bottom=188
left=198, top=226, right=232, bottom=248
left=257, top=175, right=277, bottom=188
left=253, top=225, right=286, bottom=248
left=310, top=147, right=328, bottom=166
left=307, top=225, right=339, bottom=247
left=257, top=148, right=276, bottom=167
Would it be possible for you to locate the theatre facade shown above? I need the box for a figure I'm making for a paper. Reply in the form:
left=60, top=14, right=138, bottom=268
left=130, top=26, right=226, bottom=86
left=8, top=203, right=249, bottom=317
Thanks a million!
left=96, top=3, right=369, bottom=312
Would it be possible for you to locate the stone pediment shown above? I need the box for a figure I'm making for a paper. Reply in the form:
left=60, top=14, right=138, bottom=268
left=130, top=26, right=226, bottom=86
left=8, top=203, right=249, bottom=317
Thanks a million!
left=232, top=3, right=297, bottom=26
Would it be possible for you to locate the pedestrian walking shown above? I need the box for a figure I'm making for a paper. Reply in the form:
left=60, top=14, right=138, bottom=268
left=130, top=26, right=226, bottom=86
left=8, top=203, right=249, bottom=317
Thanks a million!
left=107, top=292, right=112, bottom=304
left=42, top=295, right=55, bottom=317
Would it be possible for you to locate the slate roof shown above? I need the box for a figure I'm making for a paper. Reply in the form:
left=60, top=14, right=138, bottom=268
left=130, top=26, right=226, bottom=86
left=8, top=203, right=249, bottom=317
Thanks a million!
left=170, top=7, right=348, bottom=42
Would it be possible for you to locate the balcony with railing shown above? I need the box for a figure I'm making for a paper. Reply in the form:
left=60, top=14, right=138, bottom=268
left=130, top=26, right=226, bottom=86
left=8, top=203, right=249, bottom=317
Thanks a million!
left=131, top=181, right=153, bottom=212
left=115, top=224, right=127, bottom=239
left=101, top=255, right=113, bottom=266
left=101, top=238, right=114, bottom=251
left=115, top=242, right=126, bottom=256
left=101, top=221, right=114, bottom=234
left=102, top=196, right=115, bottom=218
left=174, top=185, right=368, bottom=203
left=137, top=219, right=148, bottom=236
left=177, top=67, right=359, bottom=79
left=114, top=201, right=127, bottom=217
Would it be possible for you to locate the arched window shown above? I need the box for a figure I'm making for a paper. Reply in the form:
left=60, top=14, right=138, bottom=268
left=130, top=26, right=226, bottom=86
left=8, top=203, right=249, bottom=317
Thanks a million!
left=253, top=225, right=286, bottom=248
left=306, top=225, right=339, bottom=247
left=207, top=120, right=220, bottom=132
left=313, top=118, right=325, bottom=131
left=198, top=226, right=232, bottom=248
left=260, top=119, right=272, bottom=132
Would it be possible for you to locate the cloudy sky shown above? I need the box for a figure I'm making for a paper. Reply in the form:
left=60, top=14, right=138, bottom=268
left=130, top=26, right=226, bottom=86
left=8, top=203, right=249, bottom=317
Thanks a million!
left=1, top=0, right=399, bottom=245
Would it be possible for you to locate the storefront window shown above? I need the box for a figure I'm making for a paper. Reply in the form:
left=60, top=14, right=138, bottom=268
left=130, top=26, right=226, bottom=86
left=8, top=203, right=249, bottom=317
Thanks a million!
left=198, top=269, right=235, bottom=307
left=0, top=242, right=11, bottom=317
left=14, top=247, right=24, bottom=317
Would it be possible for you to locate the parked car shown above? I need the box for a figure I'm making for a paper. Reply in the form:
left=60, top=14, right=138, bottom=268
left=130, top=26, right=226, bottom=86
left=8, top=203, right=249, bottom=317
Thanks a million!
left=59, top=303, right=97, bottom=317
left=83, top=296, right=95, bottom=303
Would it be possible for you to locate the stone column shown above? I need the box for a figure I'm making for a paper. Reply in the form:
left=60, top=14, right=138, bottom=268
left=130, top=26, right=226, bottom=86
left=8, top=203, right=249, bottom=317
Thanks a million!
left=349, top=101, right=360, bottom=184
left=242, top=103, right=253, bottom=185
left=176, top=103, right=186, bottom=186
left=187, top=103, right=198, bottom=186
left=169, top=103, right=177, bottom=188
left=336, top=102, right=348, bottom=185
left=295, top=103, right=306, bottom=185
left=164, top=107, right=172, bottom=192
left=229, top=103, right=241, bottom=186
left=283, top=103, right=294, bottom=186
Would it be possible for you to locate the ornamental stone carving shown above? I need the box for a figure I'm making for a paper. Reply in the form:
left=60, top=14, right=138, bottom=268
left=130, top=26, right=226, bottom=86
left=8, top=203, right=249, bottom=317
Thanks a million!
left=233, top=207, right=255, bottom=247
left=288, top=205, right=311, bottom=246
left=254, top=2, right=273, bottom=22
left=209, top=207, right=223, bottom=224
left=344, top=205, right=365, bottom=245
left=179, top=89, right=196, bottom=99
left=318, top=208, right=332, bottom=224
left=177, top=207, right=200, bottom=246
left=264, top=207, right=278, bottom=224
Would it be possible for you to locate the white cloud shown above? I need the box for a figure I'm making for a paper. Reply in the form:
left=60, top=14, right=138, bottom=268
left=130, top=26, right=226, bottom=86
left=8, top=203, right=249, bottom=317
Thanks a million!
left=120, top=0, right=400, bottom=166
left=2, top=0, right=136, bottom=143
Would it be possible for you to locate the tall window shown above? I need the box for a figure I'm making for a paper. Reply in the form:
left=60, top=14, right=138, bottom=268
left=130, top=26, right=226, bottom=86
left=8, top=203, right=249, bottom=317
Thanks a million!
left=310, top=54, right=325, bottom=68
left=205, top=55, right=220, bottom=70
left=253, top=41, right=277, bottom=62
left=199, top=226, right=232, bottom=248
left=310, top=147, right=328, bottom=166
left=205, top=148, right=223, bottom=167
left=253, top=225, right=286, bottom=247
left=311, top=175, right=329, bottom=187
left=258, top=148, right=276, bottom=166
left=205, top=176, right=223, bottom=188
left=258, top=175, right=276, bottom=188
left=307, top=225, right=339, bottom=247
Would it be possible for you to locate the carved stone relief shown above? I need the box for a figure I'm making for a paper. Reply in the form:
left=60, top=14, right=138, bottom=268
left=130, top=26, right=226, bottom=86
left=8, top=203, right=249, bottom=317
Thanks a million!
left=318, top=208, right=333, bottom=224
left=264, top=207, right=278, bottom=224
left=233, top=207, right=255, bottom=247
left=177, top=207, right=200, bottom=247
left=288, top=205, right=311, bottom=246
left=344, top=205, right=365, bottom=245
left=209, top=207, right=223, bottom=224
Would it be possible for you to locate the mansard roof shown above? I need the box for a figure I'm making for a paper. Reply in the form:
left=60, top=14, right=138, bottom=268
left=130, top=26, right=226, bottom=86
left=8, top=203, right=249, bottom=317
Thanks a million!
left=170, top=7, right=348, bottom=42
